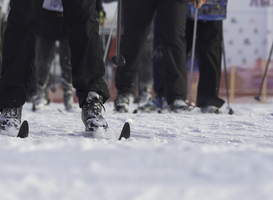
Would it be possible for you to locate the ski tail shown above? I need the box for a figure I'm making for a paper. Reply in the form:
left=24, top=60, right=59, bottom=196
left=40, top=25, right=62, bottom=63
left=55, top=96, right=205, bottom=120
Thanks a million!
left=17, top=120, right=29, bottom=138
left=118, top=122, right=130, bottom=140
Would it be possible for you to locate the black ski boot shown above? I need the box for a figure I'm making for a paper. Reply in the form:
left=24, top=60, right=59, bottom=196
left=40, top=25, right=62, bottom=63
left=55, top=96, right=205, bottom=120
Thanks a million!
left=81, top=92, right=108, bottom=132
left=0, top=107, right=22, bottom=136
left=33, top=85, right=49, bottom=111
left=169, top=99, right=191, bottom=113
left=114, top=93, right=130, bottom=113
left=63, top=87, right=75, bottom=111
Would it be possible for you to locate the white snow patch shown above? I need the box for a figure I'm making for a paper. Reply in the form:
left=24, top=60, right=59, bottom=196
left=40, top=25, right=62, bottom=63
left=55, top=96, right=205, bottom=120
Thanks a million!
left=0, top=102, right=273, bottom=199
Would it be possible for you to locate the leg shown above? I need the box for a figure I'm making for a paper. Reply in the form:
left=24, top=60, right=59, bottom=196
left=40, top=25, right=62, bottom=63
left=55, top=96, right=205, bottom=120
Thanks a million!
left=34, top=36, right=56, bottom=108
left=185, top=19, right=194, bottom=56
left=157, top=0, right=189, bottom=104
left=138, top=37, right=153, bottom=103
left=0, top=0, right=43, bottom=109
left=35, top=36, right=56, bottom=92
left=113, top=0, right=156, bottom=112
left=62, top=0, right=109, bottom=130
left=0, top=0, right=43, bottom=134
left=59, top=37, right=74, bottom=110
left=152, top=15, right=164, bottom=97
left=62, top=0, right=109, bottom=107
left=197, top=20, right=225, bottom=109
left=115, top=0, right=156, bottom=94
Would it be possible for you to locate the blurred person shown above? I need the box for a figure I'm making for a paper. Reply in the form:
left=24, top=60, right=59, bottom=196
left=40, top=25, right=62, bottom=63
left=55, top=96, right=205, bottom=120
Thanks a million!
left=114, top=0, right=205, bottom=113
left=186, top=0, right=228, bottom=113
left=32, top=0, right=74, bottom=111
left=29, top=0, right=107, bottom=109
left=0, top=0, right=110, bottom=136
left=134, top=14, right=167, bottom=113
left=33, top=0, right=105, bottom=111
left=136, top=0, right=227, bottom=114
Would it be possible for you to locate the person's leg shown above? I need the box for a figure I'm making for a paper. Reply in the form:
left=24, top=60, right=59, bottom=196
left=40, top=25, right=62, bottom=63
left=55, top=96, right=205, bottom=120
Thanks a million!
left=59, top=37, right=74, bottom=110
left=138, top=37, right=153, bottom=103
left=26, top=69, right=37, bottom=103
left=152, top=14, right=164, bottom=97
left=157, top=0, right=189, bottom=105
left=0, top=0, right=43, bottom=109
left=34, top=36, right=56, bottom=108
left=113, top=0, right=156, bottom=112
left=62, top=0, right=109, bottom=107
left=0, top=0, right=43, bottom=134
left=185, top=19, right=194, bottom=56
left=62, top=0, right=109, bottom=130
left=115, top=0, right=156, bottom=94
left=197, top=20, right=225, bottom=109
left=35, top=36, right=56, bottom=92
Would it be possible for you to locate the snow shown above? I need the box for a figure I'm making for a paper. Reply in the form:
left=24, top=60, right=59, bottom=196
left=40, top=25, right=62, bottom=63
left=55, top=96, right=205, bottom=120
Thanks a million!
left=1, top=101, right=273, bottom=200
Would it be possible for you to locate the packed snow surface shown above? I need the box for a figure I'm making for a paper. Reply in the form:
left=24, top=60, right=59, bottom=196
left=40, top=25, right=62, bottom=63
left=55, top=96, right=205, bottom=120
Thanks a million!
left=1, top=102, right=273, bottom=200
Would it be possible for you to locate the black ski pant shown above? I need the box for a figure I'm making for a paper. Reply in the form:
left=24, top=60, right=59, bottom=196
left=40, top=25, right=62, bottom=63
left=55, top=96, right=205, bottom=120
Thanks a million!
left=0, top=0, right=109, bottom=109
left=35, top=36, right=72, bottom=94
left=152, top=15, right=164, bottom=97
left=138, top=38, right=153, bottom=93
left=115, top=0, right=189, bottom=104
left=186, top=19, right=225, bottom=108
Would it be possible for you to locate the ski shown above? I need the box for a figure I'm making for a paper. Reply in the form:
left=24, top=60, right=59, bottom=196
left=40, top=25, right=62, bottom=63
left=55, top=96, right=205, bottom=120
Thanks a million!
left=118, top=122, right=130, bottom=140
left=17, top=120, right=29, bottom=138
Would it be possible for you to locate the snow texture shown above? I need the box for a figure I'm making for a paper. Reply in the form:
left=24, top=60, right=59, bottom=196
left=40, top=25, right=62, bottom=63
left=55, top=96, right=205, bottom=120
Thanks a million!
left=1, top=102, right=273, bottom=200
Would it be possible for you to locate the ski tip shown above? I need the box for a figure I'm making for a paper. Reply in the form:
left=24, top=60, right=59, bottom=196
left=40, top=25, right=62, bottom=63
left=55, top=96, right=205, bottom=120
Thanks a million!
left=118, top=122, right=130, bottom=140
left=17, top=120, right=29, bottom=138
left=133, top=109, right=138, bottom=114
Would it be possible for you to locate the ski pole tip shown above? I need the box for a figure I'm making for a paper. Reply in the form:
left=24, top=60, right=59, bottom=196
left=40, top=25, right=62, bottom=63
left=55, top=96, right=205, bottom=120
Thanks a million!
left=254, top=96, right=261, bottom=101
left=228, top=108, right=234, bottom=115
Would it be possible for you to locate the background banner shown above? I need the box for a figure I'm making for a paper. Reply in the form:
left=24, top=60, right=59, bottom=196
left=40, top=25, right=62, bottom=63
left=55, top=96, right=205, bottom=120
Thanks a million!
left=224, top=0, right=273, bottom=68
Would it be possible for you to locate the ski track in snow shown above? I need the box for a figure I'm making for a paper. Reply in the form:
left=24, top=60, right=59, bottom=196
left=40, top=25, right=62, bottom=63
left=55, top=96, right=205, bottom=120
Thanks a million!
left=1, top=102, right=273, bottom=200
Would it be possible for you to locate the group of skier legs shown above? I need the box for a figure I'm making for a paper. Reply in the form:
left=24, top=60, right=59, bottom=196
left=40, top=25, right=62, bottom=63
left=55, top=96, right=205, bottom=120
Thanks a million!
left=114, top=0, right=225, bottom=114
left=0, top=0, right=226, bottom=136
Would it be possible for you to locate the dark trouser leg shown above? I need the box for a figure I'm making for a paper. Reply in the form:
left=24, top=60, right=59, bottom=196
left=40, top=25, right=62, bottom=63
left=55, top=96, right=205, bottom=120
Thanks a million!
left=0, top=56, right=2, bottom=78
left=138, top=38, right=153, bottom=93
left=152, top=15, right=164, bottom=97
left=197, top=20, right=225, bottom=108
left=115, top=0, right=156, bottom=95
left=34, top=36, right=56, bottom=105
left=157, top=0, right=189, bottom=104
left=59, top=38, right=72, bottom=87
left=62, top=0, right=109, bottom=107
left=0, top=0, right=43, bottom=109
left=59, top=38, right=74, bottom=108
left=35, top=36, right=56, bottom=90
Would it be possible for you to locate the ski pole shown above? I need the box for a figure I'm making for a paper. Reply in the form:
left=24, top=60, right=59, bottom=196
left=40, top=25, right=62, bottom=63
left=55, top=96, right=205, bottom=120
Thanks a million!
left=103, top=7, right=117, bottom=63
left=110, top=0, right=126, bottom=67
left=222, top=32, right=234, bottom=115
left=188, top=7, right=198, bottom=104
left=254, top=40, right=273, bottom=101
